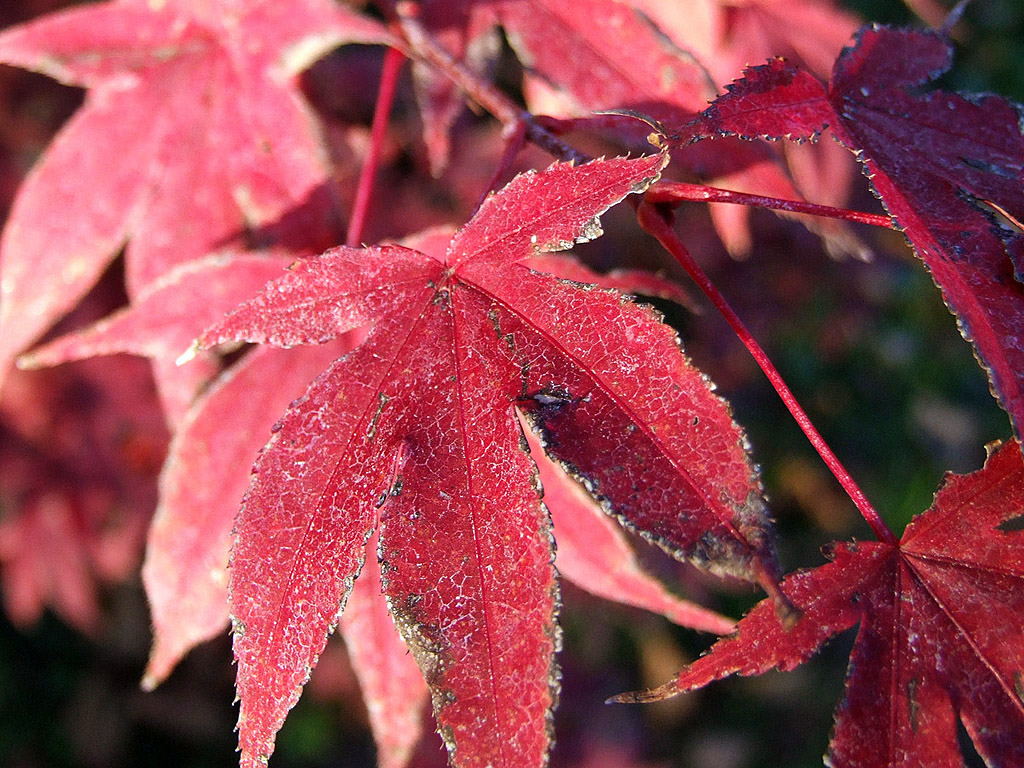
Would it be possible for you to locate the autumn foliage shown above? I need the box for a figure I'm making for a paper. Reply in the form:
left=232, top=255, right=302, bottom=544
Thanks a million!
left=0, top=1, right=1022, bottom=767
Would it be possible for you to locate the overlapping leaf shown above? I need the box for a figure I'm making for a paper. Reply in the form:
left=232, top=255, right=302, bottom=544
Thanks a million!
left=0, top=0, right=389, bottom=386
left=633, top=0, right=859, bottom=83
left=620, top=439, right=1024, bottom=767
left=141, top=341, right=357, bottom=689
left=520, top=419, right=733, bottom=635
left=195, top=154, right=778, bottom=768
left=19, top=249, right=296, bottom=423
left=678, top=25, right=1024, bottom=434
left=413, top=0, right=714, bottom=127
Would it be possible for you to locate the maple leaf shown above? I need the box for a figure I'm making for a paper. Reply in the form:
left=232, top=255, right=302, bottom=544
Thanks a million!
left=143, top=342, right=729, bottom=768
left=193, top=154, right=778, bottom=768
left=617, top=438, right=1024, bottom=767
left=145, top=338, right=432, bottom=768
left=495, top=0, right=714, bottom=124
left=0, top=0, right=389, bottom=387
left=677, top=25, right=1024, bottom=434
left=137, top=232, right=726, bottom=768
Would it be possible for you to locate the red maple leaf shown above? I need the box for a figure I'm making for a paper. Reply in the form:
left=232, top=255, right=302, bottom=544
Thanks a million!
left=677, top=25, right=1024, bottom=434
left=119, top=233, right=722, bottom=768
left=193, top=154, right=779, bottom=768
left=0, top=0, right=389, bottom=385
left=617, top=438, right=1024, bottom=767
left=140, top=337, right=731, bottom=768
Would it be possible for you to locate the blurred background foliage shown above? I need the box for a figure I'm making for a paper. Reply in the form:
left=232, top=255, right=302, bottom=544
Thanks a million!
left=0, top=1, right=1020, bottom=767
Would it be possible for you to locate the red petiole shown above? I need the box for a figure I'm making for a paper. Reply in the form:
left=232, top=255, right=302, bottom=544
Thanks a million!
left=346, top=45, right=405, bottom=248
left=646, top=180, right=894, bottom=229
left=637, top=201, right=899, bottom=545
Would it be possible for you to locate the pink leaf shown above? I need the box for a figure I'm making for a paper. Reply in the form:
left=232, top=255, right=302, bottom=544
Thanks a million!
left=142, top=340, right=357, bottom=688
left=0, top=0, right=388, bottom=388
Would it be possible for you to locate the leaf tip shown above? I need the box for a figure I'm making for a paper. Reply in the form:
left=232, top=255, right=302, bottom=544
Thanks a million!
left=14, top=351, right=40, bottom=370
left=176, top=342, right=199, bottom=366
left=606, top=677, right=681, bottom=705
left=139, top=671, right=160, bottom=693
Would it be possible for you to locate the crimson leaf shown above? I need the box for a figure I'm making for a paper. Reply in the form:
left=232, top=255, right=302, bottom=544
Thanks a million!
left=620, top=439, right=1024, bottom=767
left=679, top=26, right=1024, bottom=435
left=197, top=154, right=779, bottom=768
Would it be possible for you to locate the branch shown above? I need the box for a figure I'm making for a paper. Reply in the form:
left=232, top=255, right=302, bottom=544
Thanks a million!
left=347, top=45, right=406, bottom=247
left=394, top=2, right=589, bottom=165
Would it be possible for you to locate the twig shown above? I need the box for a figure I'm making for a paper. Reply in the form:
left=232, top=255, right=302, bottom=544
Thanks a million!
left=394, top=3, right=589, bottom=165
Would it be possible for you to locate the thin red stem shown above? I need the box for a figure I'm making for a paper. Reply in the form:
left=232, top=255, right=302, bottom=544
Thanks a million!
left=637, top=202, right=898, bottom=545
left=647, top=181, right=894, bottom=228
left=346, top=45, right=405, bottom=247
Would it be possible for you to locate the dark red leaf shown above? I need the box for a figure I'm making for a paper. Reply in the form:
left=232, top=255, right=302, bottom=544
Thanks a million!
left=521, top=418, right=733, bottom=635
left=621, top=439, right=1024, bottom=767
left=682, top=26, right=1024, bottom=435
left=198, top=154, right=777, bottom=767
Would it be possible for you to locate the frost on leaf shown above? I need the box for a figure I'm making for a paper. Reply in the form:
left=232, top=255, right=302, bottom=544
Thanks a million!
left=196, top=154, right=777, bottom=768
left=679, top=25, right=1024, bottom=436
left=142, top=340, right=357, bottom=689
left=620, top=439, right=1024, bottom=768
